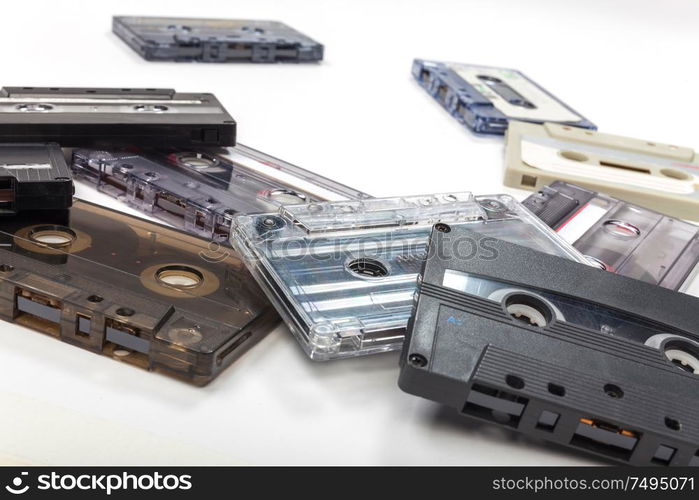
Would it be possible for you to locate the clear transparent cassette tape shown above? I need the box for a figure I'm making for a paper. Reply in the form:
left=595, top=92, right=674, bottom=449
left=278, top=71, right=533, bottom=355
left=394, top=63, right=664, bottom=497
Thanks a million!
left=113, top=16, right=324, bottom=63
left=523, top=181, right=699, bottom=296
left=412, top=60, right=595, bottom=135
left=504, top=121, right=699, bottom=221
left=232, top=193, right=589, bottom=360
left=72, top=145, right=370, bottom=241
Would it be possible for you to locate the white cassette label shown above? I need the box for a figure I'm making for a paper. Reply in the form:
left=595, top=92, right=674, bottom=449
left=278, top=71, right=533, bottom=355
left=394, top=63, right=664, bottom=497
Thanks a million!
left=555, top=203, right=607, bottom=243
left=451, top=65, right=582, bottom=123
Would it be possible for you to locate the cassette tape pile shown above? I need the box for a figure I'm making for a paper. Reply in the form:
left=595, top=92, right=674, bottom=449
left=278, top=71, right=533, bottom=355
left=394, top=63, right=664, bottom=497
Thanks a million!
left=231, top=193, right=588, bottom=360
left=0, top=199, right=277, bottom=385
left=523, top=181, right=699, bottom=295
left=71, top=145, right=369, bottom=241
left=412, top=60, right=595, bottom=135
left=399, top=226, right=699, bottom=465
left=113, top=16, right=324, bottom=63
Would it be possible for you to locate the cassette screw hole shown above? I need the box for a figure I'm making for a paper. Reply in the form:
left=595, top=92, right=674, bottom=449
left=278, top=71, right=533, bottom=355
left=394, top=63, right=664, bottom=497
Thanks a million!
left=665, top=417, right=681, bottom=431
left=559, top=150, right=588, bottom=162
left=116, top=307, right=135, bottom=317
left=603, top=383, right=624, bottom=399
left=434, top=223, right=451, bottom=233
left=87, top=295, right=103, bottom=303
left=0, top=264, right=14, bottom=272
left=505, top=375, right=525, bottom=390
left=347, top=258, right=389, bottom=278
left=408, top=353, right=427, bottom=367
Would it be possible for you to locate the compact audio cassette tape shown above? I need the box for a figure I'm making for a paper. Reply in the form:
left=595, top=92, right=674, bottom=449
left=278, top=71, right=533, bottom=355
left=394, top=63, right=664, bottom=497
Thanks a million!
left=0, top=87, right=236, bottom=147
left=523, top=181, right=699, bottom=295
left=0, top=143, right=73, bottom=214
left=0, top=200, right=277, bottom=385
left=400, top=226, right=699, bottom=465
left=72, top=145, right=370, bottom=241
left=504, top=121, right=699, bottom=221
left=113, top=16, right=324, bottom=63
left=232, top=193, right=587, bottom=360
left=412, top=60, right=595, bottom=135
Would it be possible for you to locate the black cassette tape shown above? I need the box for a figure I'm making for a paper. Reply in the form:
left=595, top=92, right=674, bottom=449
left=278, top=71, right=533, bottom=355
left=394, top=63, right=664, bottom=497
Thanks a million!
left=400, top=225, right=699, bottom=465
left=113, top=16, right=324, bottom=63
left=0, top=200, right=277, bottom=385
left=0, top=143, right=73, bottom=214
left=0, top=87, right=236, bottom=147
left=523, top=181, right=699, bottom=294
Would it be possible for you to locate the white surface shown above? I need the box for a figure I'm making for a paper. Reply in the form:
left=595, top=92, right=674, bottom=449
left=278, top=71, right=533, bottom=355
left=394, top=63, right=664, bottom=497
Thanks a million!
left=0, top=0, right=696, bottom=465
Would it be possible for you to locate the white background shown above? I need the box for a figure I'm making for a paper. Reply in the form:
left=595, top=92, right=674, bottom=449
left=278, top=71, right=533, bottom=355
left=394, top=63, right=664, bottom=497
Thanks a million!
left=0, top=0, right=695, bottom=465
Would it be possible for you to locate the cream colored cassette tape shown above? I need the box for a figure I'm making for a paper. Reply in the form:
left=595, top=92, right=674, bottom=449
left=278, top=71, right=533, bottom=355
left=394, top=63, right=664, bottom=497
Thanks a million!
left=504, top=121, right=699, bottom=221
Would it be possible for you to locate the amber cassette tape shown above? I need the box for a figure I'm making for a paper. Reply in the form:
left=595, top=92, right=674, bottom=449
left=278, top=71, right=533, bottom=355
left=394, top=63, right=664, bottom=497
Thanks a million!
left=504, top=121, right=699, bottom=221
left=0, top=200, right=278, bottom=385
left=232, top=193, right=588, bottom=360
left=71, top=145, right=370, bottom=241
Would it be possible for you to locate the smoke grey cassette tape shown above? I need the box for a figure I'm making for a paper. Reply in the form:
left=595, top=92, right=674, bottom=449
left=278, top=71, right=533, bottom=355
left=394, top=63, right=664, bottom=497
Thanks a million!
left=0, top=87, right=236, bottom=147
left=232, top=193, right=588, bottom=360
left=71, top=145, right=370, bottom=241
left=113, top=16, right=324, bottom=63
left=412, top=60, right=595, bottom=135
left=400, top=227, right=699, bottom=465
left=0, top=200, right=277, bottom=385
left=523, top=181, right=699, bottom=295
left=504, top=121, right=699, bottom=221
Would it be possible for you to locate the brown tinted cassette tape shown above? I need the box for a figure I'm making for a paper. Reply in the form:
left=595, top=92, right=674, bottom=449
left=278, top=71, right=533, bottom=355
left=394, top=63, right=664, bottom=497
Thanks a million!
left=0, top=200, right=277, bottom=385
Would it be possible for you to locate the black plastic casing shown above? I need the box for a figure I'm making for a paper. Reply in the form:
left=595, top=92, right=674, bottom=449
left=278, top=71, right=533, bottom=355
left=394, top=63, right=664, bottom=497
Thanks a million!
left=399, top=225, right=699, bottom=466
left=0, top=87, right=236, bottom=147
left=0, top=143, right=73, bottom=214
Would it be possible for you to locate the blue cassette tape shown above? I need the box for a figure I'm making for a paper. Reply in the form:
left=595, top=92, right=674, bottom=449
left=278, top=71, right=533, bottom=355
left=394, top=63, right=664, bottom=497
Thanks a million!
left=412, top=59, right=596, bottom=135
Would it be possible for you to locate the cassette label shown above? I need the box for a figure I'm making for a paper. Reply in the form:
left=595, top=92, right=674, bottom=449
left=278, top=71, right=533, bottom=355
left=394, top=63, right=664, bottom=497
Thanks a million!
left=0, top=143, right=73, bottom=214
left=232, top=193, right=588, bottom=360
left=0, top=200, right=277, bottom=385
left=523, top=181, right=699, bottom=294
left=399, top=226, right=699, bottom=465
left=0, top=87, right=236, bottom=148
left=113, top=16, right=324, bottom=63
left=504, top=121, right=699, bottom=221
left=412, top=60, right=595, bottom=135
left=72, top=145, right=370, bottom=241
